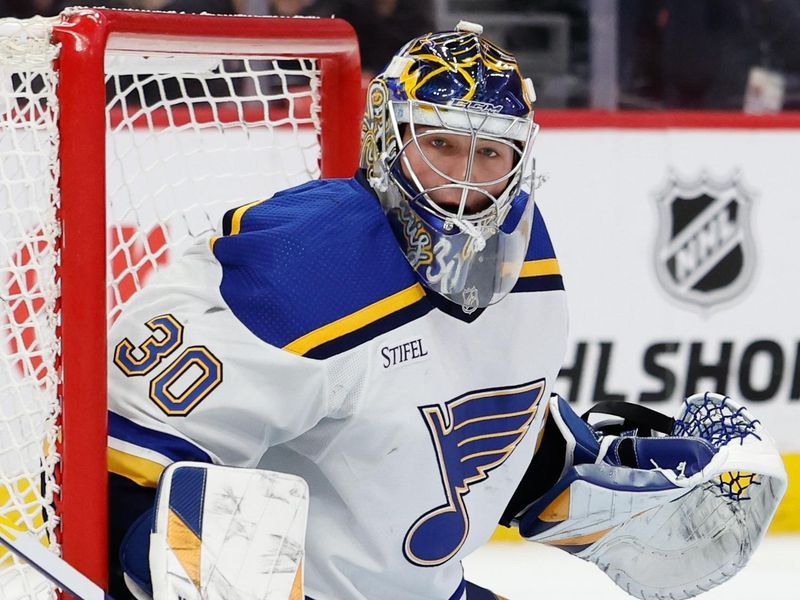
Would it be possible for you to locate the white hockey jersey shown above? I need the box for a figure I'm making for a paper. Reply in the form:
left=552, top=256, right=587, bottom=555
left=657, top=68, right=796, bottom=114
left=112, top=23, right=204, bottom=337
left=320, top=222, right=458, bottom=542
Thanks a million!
left=107, top=175, right=568, bottom=600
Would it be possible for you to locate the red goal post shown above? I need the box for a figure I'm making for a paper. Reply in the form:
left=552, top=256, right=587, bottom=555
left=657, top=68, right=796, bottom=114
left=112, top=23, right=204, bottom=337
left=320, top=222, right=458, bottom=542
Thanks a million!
left=0, top=8, right=361, bottom=596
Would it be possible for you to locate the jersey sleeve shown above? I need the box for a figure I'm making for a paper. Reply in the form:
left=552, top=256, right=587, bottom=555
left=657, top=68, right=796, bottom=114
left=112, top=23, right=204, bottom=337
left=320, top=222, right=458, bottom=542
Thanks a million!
left=107, top=241, right=333, bottom=489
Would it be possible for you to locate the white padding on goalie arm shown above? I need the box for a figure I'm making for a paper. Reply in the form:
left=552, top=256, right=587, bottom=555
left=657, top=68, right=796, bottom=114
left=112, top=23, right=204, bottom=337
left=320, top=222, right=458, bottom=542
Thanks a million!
left=150, top=462, right=309, bottom=600
left=517, top=393, right=788, bottom=600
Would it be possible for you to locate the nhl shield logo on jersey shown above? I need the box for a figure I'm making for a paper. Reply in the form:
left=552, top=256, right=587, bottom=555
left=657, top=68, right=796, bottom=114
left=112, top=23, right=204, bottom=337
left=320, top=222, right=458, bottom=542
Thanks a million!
left=654, top=172, right=756, bottom=309
left=403, top=379, right=545, bottom=567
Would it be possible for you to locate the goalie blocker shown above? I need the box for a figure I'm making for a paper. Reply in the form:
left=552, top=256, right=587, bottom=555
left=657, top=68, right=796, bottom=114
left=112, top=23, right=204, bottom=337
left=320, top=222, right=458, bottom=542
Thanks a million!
left=121, top=463, right=308, bottom=600
left=501, top=392, right=787, bottom=600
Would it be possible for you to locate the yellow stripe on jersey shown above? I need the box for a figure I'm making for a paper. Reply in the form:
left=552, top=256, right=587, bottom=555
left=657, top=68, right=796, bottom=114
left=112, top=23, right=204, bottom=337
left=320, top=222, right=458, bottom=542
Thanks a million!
left=519, top=258, right=560, bottom=278
left=108, top=447, right=166, bottom=488
left=283, top=283, right=427, bottom=356
left=230, top=199, right=266, bottom=235
left=209, top=199, right=267, bottom=252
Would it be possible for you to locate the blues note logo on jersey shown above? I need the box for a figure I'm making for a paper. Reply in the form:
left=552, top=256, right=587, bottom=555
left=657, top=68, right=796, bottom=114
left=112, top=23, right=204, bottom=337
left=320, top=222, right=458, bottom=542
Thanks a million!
left=403, top=379, right=546, bottom=566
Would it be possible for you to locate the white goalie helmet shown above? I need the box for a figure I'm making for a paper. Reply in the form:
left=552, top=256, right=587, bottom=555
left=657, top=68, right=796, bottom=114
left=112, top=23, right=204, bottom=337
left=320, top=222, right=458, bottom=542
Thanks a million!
left=360, top=21, right=539, bottom=311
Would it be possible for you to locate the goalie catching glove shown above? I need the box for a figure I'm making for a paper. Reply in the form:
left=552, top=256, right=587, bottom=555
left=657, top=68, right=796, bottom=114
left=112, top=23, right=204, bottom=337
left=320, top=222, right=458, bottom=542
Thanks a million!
left=503, top=392, right=787, bottom=600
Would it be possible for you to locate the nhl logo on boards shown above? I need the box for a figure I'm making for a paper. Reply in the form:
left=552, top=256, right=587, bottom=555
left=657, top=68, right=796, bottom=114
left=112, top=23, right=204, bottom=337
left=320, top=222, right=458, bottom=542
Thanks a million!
left=654, top=172, right=756, bottom=310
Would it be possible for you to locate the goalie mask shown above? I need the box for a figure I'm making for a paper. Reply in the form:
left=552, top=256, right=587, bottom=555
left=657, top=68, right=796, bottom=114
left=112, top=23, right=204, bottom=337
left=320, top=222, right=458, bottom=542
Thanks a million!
left=361, top=21, right=539, bottom=311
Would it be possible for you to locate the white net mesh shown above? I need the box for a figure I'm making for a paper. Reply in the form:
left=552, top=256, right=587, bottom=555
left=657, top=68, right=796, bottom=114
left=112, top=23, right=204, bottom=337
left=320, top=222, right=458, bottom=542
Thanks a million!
left=105, top=52, right=322, bottom=322
left=0, top=12, right=325, bottom=598
left=0, top=15, right=62, bottom=600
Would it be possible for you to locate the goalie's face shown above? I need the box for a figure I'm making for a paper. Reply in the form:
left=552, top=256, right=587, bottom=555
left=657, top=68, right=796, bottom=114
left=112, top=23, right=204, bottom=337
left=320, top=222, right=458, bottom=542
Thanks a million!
left=398, top=125, right=517, bottom=216
left=359, top=25, right=541, bottom=311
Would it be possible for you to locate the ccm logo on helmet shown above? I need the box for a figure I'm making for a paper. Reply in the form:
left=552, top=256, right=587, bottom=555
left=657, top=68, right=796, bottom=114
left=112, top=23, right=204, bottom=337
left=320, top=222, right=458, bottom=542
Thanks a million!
left=451, top=99, right=503, bottom=113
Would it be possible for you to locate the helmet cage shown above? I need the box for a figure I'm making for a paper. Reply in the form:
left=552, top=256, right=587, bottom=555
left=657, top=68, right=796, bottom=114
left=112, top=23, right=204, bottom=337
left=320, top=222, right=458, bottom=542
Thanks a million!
left=386, top=99, right=537, bottom=231
left=377, top=100, right=539, bottom=311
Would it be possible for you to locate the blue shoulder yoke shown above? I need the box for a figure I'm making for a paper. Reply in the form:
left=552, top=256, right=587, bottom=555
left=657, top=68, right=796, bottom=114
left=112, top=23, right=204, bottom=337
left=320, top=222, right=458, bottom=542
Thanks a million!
left=211, top=178, right=428, bottom=359
left=211, top=177, right=564, bottom=357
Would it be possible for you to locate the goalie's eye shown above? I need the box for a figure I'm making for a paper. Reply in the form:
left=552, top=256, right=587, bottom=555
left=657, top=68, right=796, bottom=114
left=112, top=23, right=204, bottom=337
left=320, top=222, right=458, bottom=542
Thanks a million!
left=475, top=142, right=514, bottom=165
left=427, top=137, right=449, bottom=149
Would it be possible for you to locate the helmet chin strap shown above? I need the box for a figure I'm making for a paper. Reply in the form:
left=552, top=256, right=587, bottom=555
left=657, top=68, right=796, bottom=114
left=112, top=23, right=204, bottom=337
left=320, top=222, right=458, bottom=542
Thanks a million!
left=438, top=173, right=517, bottom=252
left=443, top=216, right=488, bottom=251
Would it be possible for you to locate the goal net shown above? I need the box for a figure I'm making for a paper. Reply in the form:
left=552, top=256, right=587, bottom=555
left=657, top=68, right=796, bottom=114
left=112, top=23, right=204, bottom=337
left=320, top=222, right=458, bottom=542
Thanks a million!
left=0, top=9, right=361, bottom=598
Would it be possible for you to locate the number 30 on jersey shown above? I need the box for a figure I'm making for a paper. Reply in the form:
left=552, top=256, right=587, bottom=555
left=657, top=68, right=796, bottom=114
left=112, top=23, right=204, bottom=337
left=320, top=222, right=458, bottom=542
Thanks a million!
left=113, top=314, right=222, bottom=416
